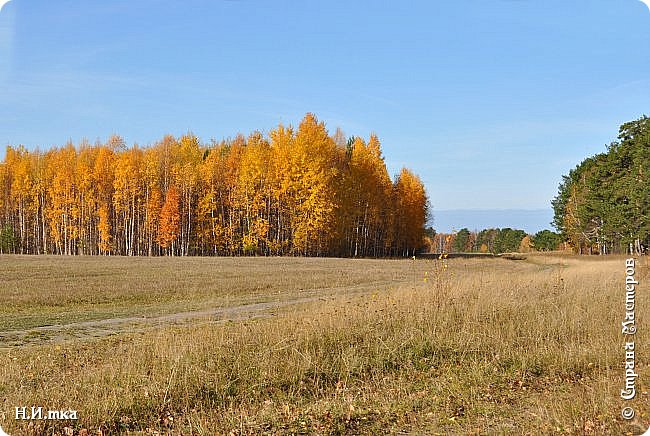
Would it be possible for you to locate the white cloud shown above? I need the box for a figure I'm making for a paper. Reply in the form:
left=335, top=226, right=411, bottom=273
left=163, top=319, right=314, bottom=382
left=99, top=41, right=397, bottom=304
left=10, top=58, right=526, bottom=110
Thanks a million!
left=0, top=1, right=11, bottom=13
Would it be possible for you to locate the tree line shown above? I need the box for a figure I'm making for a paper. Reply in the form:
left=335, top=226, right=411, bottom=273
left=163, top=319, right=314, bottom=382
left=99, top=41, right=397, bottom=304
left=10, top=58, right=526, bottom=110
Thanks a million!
left=552, top=116, right=649, bottom=255
left=428, top=227, right=562, bottom=254
left=0, top=113, right=428, bottom=257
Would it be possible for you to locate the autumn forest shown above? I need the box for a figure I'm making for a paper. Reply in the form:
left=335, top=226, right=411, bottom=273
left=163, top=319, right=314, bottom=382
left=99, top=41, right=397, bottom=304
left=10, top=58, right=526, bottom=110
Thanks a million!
left=0, top=113, right=428, bottom=257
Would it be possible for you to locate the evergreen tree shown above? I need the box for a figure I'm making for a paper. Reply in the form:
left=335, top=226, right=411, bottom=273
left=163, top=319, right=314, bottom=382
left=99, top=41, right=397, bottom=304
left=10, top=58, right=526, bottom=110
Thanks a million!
left=553, top=115, right=650, bottom=254
left=452, top=228, right=471, bottom=252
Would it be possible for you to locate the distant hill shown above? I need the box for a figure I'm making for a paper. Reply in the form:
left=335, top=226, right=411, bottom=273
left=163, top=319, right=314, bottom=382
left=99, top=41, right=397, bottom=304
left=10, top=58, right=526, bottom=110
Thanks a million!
left=431, top=209, right=554, bottom=234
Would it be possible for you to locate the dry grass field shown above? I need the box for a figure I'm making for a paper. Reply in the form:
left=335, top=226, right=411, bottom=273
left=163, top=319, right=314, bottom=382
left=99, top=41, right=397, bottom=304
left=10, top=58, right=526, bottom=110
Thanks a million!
left=0, top=254, right=648, bottom=435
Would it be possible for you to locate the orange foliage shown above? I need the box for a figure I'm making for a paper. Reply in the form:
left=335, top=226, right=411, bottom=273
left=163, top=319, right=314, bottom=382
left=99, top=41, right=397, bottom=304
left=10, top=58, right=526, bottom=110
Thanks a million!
left=0, top=114, right=429, bottom=257
left=157, top=186, right=180, bottom=252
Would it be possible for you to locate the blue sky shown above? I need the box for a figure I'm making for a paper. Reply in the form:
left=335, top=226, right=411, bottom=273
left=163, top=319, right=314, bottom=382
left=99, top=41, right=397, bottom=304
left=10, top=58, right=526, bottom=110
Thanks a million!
left=1, top=0, right=649, bottom=214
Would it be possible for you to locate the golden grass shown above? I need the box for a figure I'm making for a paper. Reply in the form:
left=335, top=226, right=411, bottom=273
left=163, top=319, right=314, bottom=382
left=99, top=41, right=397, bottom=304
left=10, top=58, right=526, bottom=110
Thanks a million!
left=0, top=256, right=410, bottom=336
left=0, top=254, right=648, bottom=434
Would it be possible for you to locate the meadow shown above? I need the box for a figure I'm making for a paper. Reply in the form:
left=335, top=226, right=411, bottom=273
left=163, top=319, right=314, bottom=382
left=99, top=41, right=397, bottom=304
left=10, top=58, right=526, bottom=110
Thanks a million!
left=0, top=254, right=648, bottom=435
